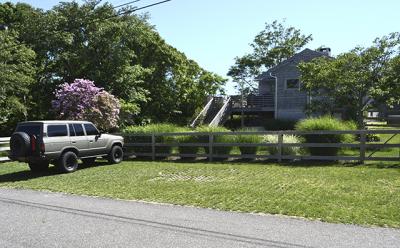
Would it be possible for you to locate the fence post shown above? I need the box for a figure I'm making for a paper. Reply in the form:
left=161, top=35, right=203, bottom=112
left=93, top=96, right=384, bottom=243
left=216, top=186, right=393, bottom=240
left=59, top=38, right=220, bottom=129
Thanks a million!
left=277, top=132, right=283, bottom=163
left=359, top=131, right=366, bottom=164
left=209, top=133, right=213, bottom=162
left=151, top=134, right=155, bottom=161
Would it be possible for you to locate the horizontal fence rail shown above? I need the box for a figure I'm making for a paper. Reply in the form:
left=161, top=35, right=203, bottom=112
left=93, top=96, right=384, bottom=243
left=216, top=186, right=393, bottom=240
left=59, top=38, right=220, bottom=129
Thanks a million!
left=122, top=130, right=400, bottom=163
left=0, top=137, right=10, bottom=162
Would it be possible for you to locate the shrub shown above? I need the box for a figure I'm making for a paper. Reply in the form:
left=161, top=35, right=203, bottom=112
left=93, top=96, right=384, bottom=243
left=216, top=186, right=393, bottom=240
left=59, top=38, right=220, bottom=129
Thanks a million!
left=224, top=116, right=242, bottom=130
left=52, top=79, right=120, bottom=131
left=234, top=128, right=263, bottom=155
left=264, top=119, right=297, bottom=131
left=196, top=126, right=234, bottom=157
left=123, top=124, right=185, bottom=157
left=358, top=133, right=381, bottom=142
left=176, top=134, right=200, bottom=158
left=295, top=116, right=356, bottom=156
left=263, top=135, right=301, bottom=156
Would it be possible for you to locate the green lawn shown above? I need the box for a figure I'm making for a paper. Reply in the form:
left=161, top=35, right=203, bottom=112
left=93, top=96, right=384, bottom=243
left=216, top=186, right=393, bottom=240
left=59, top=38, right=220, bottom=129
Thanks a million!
left=339, top=125, right=400, bottom=159
left=0, top=160, right=399, bottom=228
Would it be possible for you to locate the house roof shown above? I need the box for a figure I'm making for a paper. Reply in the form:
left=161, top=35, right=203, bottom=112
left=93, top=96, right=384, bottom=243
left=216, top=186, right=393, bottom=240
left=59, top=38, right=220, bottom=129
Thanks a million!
left=257, top=48, right=330, bottom=80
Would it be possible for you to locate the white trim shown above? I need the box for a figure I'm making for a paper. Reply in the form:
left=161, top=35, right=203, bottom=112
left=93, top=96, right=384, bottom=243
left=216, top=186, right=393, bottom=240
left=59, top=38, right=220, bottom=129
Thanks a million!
left=190, top=98, right=213, bottom=127
left=269, top=73, right=278, bottom=119
left=209, top=97, right=231, bottom=127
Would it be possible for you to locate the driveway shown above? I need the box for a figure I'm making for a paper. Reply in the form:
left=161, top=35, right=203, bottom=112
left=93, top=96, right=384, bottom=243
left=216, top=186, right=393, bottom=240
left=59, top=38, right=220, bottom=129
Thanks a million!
left=0, top=188, right=399, bottom=248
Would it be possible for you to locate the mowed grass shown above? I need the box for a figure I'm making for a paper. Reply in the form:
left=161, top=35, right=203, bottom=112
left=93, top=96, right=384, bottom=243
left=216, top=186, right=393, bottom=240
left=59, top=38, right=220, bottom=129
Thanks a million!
left=0, top=160, right=399, bottom=227
left=339, top=125, right=400, bottom=159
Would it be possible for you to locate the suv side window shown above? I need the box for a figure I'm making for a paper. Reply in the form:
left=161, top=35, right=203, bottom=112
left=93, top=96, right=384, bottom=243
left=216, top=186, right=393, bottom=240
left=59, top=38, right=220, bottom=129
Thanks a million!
left=73, top=124, right=85, bottom=136
left=68, top=124, right=76, bottom=136
left=47, top=125, right=68, bottom=137
left=84, top=123, right=99, bottom=136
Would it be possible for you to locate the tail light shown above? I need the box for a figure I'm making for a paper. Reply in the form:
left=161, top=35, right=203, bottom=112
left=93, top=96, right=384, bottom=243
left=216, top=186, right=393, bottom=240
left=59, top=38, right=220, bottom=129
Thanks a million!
left=40, top=143, right=45, bottom=153
left=31, top=135, right=36, bottom=152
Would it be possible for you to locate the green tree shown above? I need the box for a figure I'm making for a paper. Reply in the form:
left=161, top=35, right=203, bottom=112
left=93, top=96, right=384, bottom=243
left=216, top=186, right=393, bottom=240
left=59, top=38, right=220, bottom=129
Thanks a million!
left=299, top=33, right=400, bottom=127
left=0, top=29, right=36, bottom=134
left=0, top=1, right=225, bottom=126
left=228, top=20, right=313, bottom=92
left=228, top=20, right=311, bottom=127
left=382, top=55, right=400, bottom=107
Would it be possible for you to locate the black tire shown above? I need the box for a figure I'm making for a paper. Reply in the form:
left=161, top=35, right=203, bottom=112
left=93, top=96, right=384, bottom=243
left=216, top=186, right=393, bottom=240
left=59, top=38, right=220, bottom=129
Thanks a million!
left=10, top=132, right=31, bottom=157
left=82, top=157, right=96, bottom=165
left=57, top=151, right=79, bottom=173
left=108, top=145, right=123, bottom=164
left=28, top=162, right=49, bottom=173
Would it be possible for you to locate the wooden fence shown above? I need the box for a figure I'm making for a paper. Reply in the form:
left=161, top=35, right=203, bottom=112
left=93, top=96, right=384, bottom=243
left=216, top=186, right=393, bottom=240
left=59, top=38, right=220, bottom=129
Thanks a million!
left=0, top=137, right=10, bottom=162
left=1, top=129, right=399, bottom=163
left=123, top=129, right=400, bottom=163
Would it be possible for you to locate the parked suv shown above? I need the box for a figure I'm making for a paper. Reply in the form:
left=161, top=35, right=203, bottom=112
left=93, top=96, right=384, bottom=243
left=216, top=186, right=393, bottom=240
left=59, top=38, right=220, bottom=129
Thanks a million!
left=9, top=121, right=124, bottom=173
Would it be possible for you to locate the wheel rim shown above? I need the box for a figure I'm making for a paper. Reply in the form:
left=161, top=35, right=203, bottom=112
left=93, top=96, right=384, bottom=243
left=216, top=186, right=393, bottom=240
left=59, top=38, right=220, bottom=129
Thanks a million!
left=114, top=149, right=122, bottom=161
left=66, top=155, right=77, bottom=169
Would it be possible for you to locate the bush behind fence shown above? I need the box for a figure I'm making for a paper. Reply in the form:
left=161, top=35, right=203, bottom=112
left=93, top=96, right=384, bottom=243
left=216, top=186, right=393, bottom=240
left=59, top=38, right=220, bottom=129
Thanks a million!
left=123, top=129, right=400, bottom=163
left=1, top=130, right=399, bottom=163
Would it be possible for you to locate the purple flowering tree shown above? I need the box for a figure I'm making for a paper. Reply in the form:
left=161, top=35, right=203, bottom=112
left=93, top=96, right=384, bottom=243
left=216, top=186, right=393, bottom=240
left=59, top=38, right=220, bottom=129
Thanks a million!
left=52, top=79, right=120, bottom=131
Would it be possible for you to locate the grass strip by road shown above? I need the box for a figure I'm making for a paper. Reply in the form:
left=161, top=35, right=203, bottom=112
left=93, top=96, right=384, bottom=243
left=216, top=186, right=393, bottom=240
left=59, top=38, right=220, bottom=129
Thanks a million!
left=0, top=160, right=399, bottom=228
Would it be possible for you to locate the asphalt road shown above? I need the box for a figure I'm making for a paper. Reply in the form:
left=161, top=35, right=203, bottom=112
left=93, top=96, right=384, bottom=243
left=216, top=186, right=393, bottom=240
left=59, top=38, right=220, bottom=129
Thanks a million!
left=0, top=188, right=399, bottom=248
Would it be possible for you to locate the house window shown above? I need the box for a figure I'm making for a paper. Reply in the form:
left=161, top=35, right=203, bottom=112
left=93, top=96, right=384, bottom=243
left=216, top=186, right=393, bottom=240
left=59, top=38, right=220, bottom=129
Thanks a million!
left=285, top=79, right=300, bottom=90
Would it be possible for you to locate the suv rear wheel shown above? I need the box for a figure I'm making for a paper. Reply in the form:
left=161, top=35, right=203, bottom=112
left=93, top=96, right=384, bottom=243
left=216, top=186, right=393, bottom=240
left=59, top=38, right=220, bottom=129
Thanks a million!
left=108, top=145, right=123, bottom=164
left=28, top=162, right=49, bottom=173
left=57, top=151, right=79, bottom=173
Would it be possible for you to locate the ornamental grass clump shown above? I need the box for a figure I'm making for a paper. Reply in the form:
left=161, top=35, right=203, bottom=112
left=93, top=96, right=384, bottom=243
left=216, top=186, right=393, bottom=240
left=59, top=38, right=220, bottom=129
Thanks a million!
left=295, top=116, right=356, bottom=156
left=263, top=134, right=301, bottom=156
left=234, top=128, right=263, bottom=155
left=176, top=134, right=200, bottom=158
left=123, top=124, right=183, bottom=157
left=195, top=126, right=234, bottom=157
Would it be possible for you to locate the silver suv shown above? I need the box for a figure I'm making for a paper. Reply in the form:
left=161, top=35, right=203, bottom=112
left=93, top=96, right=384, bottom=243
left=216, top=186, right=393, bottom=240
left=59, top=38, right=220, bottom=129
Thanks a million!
left=9, top=121, right=124, bottom=173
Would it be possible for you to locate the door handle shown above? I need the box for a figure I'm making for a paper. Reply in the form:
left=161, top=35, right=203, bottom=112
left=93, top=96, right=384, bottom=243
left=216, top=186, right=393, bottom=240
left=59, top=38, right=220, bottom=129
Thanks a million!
left=71, top=141, right=76, bottom=144
left=89, top=140, right=93, bottom=143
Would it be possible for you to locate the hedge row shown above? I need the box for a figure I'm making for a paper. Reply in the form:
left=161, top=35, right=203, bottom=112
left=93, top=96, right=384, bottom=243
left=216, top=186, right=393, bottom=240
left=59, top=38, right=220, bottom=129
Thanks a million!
left=123, top=124, right=300, bottom=155
left=121, top=116, right=357, bottom=159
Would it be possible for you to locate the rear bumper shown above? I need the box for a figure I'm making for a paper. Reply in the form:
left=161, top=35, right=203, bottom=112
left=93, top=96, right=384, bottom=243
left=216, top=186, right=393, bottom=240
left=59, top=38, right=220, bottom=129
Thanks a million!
left=8, top=155, right=48, bottom=163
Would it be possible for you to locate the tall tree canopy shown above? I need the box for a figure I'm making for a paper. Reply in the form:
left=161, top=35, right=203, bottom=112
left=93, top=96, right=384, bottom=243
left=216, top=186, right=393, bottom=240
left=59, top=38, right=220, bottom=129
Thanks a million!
left=228, top=20, right=312, bottom=92
left=0, top=0, right=225, bottom=133
left=299, top=33, right=400, bottom=127
left=0, top=28, right=36, bottom=134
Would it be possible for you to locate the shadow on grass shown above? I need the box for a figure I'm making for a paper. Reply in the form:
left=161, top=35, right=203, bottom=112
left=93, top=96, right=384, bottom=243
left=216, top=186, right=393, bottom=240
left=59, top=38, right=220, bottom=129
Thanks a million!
left=125, top=156, right=399, bottom=169
left=0, top=161, right=110, bottom=184
left=124, top=157, right=360, bottom=168
left=373, top=163, right=400, bottom=169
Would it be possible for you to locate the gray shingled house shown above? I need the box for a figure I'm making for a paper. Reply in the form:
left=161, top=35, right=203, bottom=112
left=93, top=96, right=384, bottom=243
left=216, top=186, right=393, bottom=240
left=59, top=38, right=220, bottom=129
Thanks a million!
left=191, top=48, right=332, bottom=127
left=256, top=47, right=331, bottom=120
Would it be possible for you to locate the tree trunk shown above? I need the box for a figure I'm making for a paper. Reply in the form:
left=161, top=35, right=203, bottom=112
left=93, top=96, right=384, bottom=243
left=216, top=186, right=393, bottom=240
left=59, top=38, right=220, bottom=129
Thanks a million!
left=358, top=96, right=365, bottom=129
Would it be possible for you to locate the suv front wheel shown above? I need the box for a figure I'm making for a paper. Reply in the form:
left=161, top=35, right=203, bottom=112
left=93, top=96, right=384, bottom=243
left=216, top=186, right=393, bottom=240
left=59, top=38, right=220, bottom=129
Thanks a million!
left=108, top=145, right=123, bottom=164
left=58, top=151, right=79, bottom=173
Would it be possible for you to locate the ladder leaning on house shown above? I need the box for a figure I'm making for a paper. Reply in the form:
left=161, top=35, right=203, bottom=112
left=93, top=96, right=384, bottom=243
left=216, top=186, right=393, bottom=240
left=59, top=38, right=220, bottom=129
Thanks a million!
left=190, top=97, right=232, bottom=127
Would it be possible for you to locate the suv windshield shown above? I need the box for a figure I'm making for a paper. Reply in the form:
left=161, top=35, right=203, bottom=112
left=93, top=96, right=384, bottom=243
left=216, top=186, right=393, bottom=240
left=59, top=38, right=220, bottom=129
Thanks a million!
left=16, top=125, right=41, bottom=136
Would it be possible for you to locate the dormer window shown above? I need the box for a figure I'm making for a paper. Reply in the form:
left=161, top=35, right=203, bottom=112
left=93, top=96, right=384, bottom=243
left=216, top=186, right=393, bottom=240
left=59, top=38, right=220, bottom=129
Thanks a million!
left=285, top=79, right=300, bottom=90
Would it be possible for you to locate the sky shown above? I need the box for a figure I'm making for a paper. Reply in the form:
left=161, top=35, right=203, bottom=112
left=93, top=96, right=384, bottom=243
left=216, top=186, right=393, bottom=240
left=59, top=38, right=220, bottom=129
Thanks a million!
left=5, top=0, right=400, bottom=94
